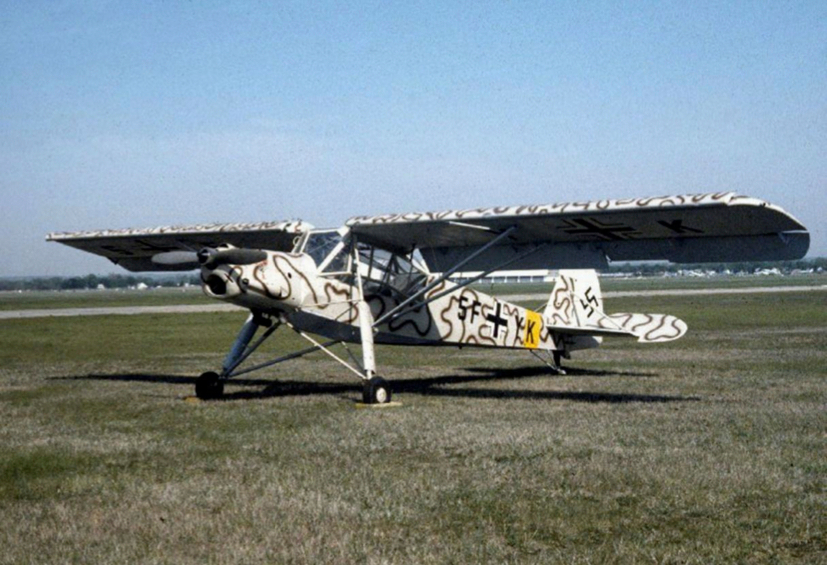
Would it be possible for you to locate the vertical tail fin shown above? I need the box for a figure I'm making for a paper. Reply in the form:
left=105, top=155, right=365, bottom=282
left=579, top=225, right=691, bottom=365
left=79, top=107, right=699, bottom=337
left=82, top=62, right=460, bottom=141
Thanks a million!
left=544, top=269, right=603, bottom=327
left=543, top=269, right=688, bottom=343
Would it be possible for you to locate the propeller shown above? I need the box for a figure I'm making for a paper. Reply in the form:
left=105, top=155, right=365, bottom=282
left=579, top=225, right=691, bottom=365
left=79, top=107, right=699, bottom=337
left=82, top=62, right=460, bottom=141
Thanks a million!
left=151, top=247, right=268, bottom=269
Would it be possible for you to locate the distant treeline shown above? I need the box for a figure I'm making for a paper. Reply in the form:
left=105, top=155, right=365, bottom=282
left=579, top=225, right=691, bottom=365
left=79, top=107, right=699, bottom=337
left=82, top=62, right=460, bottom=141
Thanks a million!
left=0, top=273, right=202, bottom=292
left=2, top=258, right=824, bottom=292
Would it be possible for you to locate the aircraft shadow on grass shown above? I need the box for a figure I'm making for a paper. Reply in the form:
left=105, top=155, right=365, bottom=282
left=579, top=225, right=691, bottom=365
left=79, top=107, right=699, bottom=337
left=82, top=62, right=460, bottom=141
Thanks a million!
left=53, top=366, right=699, bottom=405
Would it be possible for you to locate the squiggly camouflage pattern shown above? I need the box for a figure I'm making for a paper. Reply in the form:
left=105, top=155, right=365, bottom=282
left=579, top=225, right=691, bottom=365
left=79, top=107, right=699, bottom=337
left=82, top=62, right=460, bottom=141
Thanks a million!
left=346, top=192, right=740, bottom=225
left=206, top=252, right=580, bottom=352
left=48, top=220, right=311, bottom=240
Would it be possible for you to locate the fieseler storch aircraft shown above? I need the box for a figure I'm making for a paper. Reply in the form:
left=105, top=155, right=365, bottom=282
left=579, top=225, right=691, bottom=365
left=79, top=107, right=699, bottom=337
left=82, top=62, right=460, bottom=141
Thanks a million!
left=48, top=192, right=809, bottom=403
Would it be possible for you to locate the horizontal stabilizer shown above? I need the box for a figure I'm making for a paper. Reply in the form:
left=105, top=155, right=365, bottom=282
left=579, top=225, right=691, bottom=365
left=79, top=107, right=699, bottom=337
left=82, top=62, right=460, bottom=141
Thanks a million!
left=544, top=313, right=687, bottom=343
left=600, top=313, right=688, bottom=343
left=542, top=323, right=637, bottom=339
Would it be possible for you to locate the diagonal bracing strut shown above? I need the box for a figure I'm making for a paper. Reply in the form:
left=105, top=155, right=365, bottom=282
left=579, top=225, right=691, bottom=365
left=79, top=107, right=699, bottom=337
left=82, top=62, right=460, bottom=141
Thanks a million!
left=372, top=225, right=518, bottom=327
left=384, top=242, right=550, bottom=323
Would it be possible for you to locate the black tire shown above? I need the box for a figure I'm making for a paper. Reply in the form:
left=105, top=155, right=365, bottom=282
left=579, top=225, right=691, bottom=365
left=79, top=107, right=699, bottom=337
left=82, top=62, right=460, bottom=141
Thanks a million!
left=195, top=371, right=224, bottom=400
left=362, top=376, right=391, bottom=404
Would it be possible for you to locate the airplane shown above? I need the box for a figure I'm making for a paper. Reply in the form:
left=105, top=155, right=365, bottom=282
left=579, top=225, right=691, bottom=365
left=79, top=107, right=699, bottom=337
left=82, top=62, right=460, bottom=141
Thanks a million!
left=47, top=192, right=809, bottom=403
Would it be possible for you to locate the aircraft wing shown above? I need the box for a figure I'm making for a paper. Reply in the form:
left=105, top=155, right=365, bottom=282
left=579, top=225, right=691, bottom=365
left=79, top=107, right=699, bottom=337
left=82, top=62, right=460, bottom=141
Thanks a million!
left=47, top=220, right=312, bottom=272
left=346, top=192, right=809, bottom=272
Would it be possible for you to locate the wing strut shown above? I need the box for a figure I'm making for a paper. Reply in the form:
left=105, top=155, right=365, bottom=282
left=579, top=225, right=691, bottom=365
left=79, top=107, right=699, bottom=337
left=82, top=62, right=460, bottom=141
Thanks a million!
left=227, top=336, right=343, bottom=378
left=372, top=225, right=517, bottom=327
left=378, top=240, right=549, bottom=326
left=401, top=242, right=549, bottom=315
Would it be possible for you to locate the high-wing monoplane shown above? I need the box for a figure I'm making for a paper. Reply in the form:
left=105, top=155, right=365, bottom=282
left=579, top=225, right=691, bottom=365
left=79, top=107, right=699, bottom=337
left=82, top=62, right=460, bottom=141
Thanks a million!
left=48, top=192, right=809, bottom=403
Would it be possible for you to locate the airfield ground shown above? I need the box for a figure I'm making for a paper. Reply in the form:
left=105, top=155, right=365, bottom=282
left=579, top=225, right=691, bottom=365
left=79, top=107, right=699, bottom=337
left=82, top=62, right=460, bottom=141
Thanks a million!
left=0, top=277, right=824, bottom=563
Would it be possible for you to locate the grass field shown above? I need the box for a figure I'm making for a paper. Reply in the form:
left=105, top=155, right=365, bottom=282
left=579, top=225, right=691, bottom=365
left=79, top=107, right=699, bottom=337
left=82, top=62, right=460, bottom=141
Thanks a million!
left=0, top=288, right=825, bottom=563
left=0, top=286, right=211, bottom=311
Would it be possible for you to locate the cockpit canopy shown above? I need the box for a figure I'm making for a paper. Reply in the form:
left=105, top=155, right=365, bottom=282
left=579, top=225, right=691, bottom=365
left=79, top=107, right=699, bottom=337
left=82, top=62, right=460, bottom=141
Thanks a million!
left=295, top=228, right=428, bottom=300
left=297, top=228, right=349, bottom=272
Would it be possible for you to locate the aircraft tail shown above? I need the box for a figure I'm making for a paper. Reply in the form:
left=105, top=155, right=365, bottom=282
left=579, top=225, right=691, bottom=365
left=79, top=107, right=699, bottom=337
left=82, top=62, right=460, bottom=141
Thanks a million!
left=544, top=269, right=604, bottom=327
left=543, top=270, right=687, bottom=343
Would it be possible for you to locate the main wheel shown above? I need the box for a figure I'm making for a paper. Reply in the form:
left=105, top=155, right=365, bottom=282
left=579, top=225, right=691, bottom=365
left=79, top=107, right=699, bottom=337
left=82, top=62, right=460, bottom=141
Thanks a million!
left=195, top=371, right=224, bottom=400
left=362, top=376, right=391, bottom=404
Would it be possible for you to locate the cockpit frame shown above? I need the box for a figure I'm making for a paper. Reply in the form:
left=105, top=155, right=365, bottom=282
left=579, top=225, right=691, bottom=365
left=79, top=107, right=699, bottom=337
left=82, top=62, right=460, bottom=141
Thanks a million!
left=294, top=227, right=430, bottom=301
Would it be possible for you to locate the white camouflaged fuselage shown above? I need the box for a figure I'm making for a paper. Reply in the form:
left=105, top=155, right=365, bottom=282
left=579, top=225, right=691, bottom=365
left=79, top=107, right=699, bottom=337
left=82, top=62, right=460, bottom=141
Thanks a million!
left=200, top=251, right=601, bottom=353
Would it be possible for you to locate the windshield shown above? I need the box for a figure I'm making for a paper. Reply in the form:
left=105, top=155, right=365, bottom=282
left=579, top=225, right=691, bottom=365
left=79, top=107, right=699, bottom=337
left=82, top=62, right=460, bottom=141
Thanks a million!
left=297, top=229, right=349, bottom=272
left=296, top=229, right=428, bottom=298
left=357, top=244, right=427, bottom=298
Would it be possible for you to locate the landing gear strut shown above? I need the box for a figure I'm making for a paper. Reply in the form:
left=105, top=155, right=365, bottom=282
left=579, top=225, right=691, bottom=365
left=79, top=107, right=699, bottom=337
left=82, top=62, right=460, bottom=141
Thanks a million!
left=194, top=312, right=273, bottom=400
left=194, top=233, right=395, bottom=403
left=193, top=308, right=395, bottom=403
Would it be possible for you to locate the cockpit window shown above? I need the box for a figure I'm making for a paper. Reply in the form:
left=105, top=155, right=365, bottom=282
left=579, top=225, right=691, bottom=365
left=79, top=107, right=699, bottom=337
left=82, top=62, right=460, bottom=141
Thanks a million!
left=301, top=230, right=344, bottom=268
left=296, top=228, right=428, bottom=298
left=357, top=244, right=428, bottom=298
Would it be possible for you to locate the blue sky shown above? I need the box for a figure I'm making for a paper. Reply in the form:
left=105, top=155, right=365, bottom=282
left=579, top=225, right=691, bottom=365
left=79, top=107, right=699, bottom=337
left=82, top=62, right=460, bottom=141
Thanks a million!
left=2, top=1, right=825, bottom=276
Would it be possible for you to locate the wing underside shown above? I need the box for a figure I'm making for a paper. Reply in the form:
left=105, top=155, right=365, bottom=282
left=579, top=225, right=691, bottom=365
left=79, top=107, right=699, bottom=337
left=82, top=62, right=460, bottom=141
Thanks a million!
left=47, top=221, right=312, bottom=272
left=347, top=192, right=808, bottom=271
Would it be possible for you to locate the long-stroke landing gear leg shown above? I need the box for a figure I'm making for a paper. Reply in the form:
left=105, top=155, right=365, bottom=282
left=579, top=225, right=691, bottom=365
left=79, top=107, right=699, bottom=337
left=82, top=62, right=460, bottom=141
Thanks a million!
left=350, top=239, right=392, bottom=405
left=195, top=312, right=272, bottom=400
left=195, top=311, right=385, bottom=401
left=357, top=300, right=391, bottom=404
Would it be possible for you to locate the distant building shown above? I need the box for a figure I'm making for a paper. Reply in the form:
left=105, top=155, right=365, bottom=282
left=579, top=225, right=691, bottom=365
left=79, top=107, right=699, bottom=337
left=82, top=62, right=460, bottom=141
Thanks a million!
left=450, top=269, right=554, bottom=285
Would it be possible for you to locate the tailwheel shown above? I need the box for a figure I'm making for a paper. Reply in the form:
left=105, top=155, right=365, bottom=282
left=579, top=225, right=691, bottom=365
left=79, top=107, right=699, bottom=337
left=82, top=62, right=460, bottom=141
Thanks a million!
left=195, top=371, right=224, bottom=400
left=363, top=376, right=392, bottom=404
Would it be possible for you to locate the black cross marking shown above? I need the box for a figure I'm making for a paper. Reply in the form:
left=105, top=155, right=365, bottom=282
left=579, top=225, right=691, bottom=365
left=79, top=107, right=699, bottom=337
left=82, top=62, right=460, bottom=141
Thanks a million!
left=559, top=219, right=639, bottom=241
left=658, top=219, right=704, bottom=234
left=486, top=301, right=508, bottom=338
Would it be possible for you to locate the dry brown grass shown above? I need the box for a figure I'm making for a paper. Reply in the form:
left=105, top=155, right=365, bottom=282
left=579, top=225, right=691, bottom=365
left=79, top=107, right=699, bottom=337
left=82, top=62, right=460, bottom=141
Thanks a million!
left=0, top=291, right=824, bottom=563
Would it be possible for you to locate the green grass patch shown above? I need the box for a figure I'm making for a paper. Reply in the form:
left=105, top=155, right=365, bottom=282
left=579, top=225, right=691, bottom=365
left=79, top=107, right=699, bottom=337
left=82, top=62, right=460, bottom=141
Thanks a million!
left=0, top=290, right=824, bottom=563
left=0, top=447, right=100, bottom=502
left=0, top=287, right=211, bottom=311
